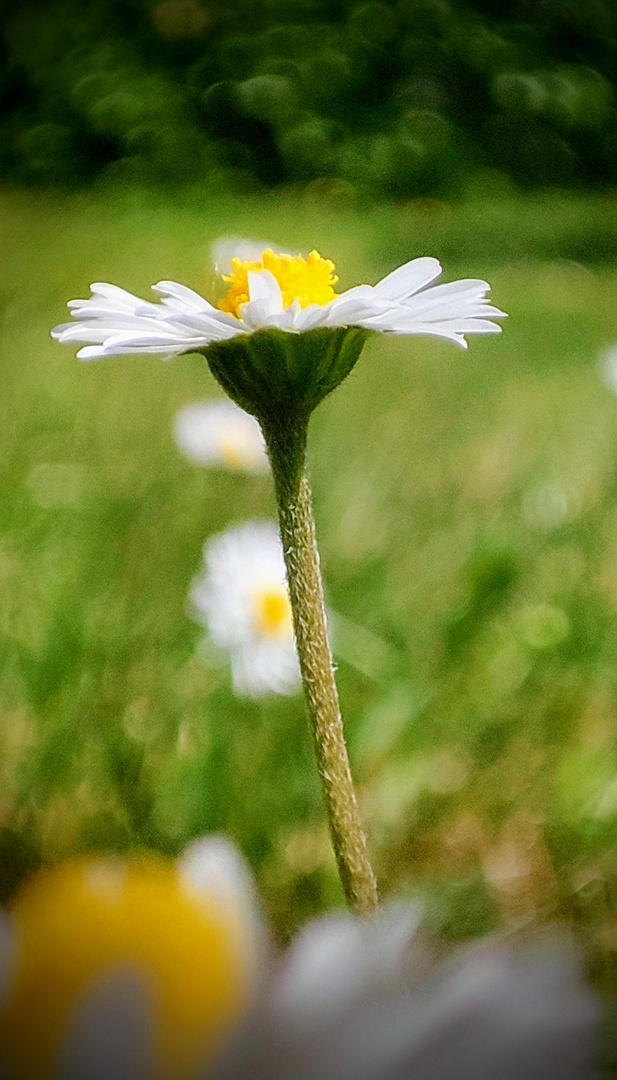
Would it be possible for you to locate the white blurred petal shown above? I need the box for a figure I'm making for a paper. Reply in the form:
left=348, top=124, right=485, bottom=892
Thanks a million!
left=179, top=837, right=256, bottom=913
left=212, top=238, right=274, bottom=276
left=177, top=842, right=265, bottom=1006
left=174, top=402, right=268, bottom=473
left=270, top=905, right=420, bottom=1034
left=211, top=925, right=600, bottom=1080
left=599, top=345, right=617, bottom=394
left=0, top=913, right=17, bottom=1011
left=59, top=967, right=153, bottom=1080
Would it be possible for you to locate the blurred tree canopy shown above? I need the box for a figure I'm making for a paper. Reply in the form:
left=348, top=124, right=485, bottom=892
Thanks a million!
left=1, top=0, right=616, bottom=197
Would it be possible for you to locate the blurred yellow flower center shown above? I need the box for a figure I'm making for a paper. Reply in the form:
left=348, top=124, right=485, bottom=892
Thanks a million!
left=219, top=248, right=338, bottom=319
left=255, top=586, right=293, bottom=638
left=220, top=435, right=254, bottom=470
left=0, top=857, right=254, bottom=1080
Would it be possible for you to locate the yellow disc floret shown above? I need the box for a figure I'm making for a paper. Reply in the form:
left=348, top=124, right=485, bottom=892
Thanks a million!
left=254, top=586, right=293, bottom=639
left=219, top=248, right=338, bottom=319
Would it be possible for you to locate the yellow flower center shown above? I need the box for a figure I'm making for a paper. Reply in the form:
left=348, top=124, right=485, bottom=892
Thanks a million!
left=0, top=857, right=254, bottom=1080
left=254, top=586, right=293, bottom=638
left=220, top=435, right=256, bottom=470
left=219, top=248, right=338, bottom=320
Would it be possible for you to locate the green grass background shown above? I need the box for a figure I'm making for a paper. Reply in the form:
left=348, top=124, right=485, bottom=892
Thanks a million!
left=3, top=186, right=617, bottom=1000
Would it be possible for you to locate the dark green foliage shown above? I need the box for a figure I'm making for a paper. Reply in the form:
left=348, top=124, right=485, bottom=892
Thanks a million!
left=1, top=0, right=617, bottom=194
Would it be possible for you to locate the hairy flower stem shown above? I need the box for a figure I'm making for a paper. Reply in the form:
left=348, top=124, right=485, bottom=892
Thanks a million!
left=262, top=413, right=378, bottom=916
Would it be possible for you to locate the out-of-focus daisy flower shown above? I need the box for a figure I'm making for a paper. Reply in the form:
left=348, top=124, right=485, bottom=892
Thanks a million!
left=51, top=249, right=505, bottom=359
left=0, top=839, right=601, bottom=1080
left=215, top=919, right=600, bottom=1080
left=190, top=522, right=301, bottom=698
left=211, top=238, right=275, bottom=277
left=174, top=401, right=269, bottom=473
left=0, top=838, right=260, bottom=1080
left=599, top=344, right=617, bottom=395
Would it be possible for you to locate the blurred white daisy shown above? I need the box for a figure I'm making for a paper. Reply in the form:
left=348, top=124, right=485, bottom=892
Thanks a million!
left=0, top=838, right=601, bottom=1080
left=211, top=237, right=275, bottom=277
left=0, top=837, right=261, bottom=1080
left=190, top=522, right=301, bottom=698
left=599, top=344, right=617, bottom=395
left=51, top=249, right=506, bottom=360
left=174, top=401, right=269, bottom=473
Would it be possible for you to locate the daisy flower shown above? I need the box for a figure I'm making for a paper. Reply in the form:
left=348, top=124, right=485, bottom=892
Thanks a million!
left=0, top=838, right=601, bottom=1080
left=190, top=522, right=301, bottom=698
left=51, top=247, right=506, bottom=423
left=0, top=838, right=261, bottom=1080
left=174, top=401, right=269, bottom=473
left=52, top=248, right=505, bottom=361
left=599, top=344, right=617, bottom=395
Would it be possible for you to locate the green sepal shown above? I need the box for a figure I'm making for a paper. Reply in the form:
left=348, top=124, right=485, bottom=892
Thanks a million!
left=196, top=326, right=370, bottom=424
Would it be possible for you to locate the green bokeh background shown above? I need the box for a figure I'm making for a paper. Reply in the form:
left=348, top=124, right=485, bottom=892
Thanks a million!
left=3, top=0, right=617, bottom=1049
left=1, top=0, right=617, bottom=195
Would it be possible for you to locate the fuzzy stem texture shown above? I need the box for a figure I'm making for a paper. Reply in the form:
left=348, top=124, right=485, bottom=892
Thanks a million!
left=262, top=413, right=378, bottom=915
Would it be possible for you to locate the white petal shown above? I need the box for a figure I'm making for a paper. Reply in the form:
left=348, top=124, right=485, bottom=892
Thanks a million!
left=323, top=295, right=390, bottom=328
left=151, top=281, right=242, bottom=326
left=76, top=342, right=188, bottom=360
left=600, top=345, right=617, bottom=394
left=270, top=905, right=420, bottom=1032
left=443, top=318, right=503, bottom=334
left=239, top=300, right=276, bottom=330
left=359, top=313, right=470, bottom=346
left=178, top=838, right=265, bottom=1008
left=290, top=305, right=330, bottom=331
left=231, top=639, right=300, bottom=697
left=167, top=310, right=247, bottom=336
left=89, top=282, right=147, bottom=306
left=247, top=270, right=284, bottom=313
left=377, top=323, right=470, bottom=348
left=373, top=257, right=442, bottom=301
left=211, top=237, right=273, bottom=275
left=53, top=325, right=110, bottom=344
left=178, top=836, right=258, bottom=921
left=52, top=281, right=246, bottom=361
left=0, top=913, right=17, bottom=1010
left=259, top=308, right=299, bottom=331
left=59, top=967, right=153, bottom=1080
left=104, top=335, right=195, bottom=349
left=151, top=280, right=211, bottom=309
left=400, top=283, right=504, bottom=319
left=67, top=301, right=149, bottom=320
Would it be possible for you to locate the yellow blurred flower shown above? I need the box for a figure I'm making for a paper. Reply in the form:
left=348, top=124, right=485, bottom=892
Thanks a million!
left=0, top=836, right=600, bottom=1080
left=0, top=839, right=258, bottom=1080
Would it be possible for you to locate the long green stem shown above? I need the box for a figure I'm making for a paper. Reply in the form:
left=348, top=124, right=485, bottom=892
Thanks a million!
left=262, top=413, right=378, bottom=915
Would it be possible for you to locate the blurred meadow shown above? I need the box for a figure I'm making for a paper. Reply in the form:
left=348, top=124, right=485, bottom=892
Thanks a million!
left=3, top=0, right=617, bottom=1029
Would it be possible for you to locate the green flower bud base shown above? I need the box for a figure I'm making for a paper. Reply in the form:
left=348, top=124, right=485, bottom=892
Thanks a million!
left=200, top=325, right=369, bottom=424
